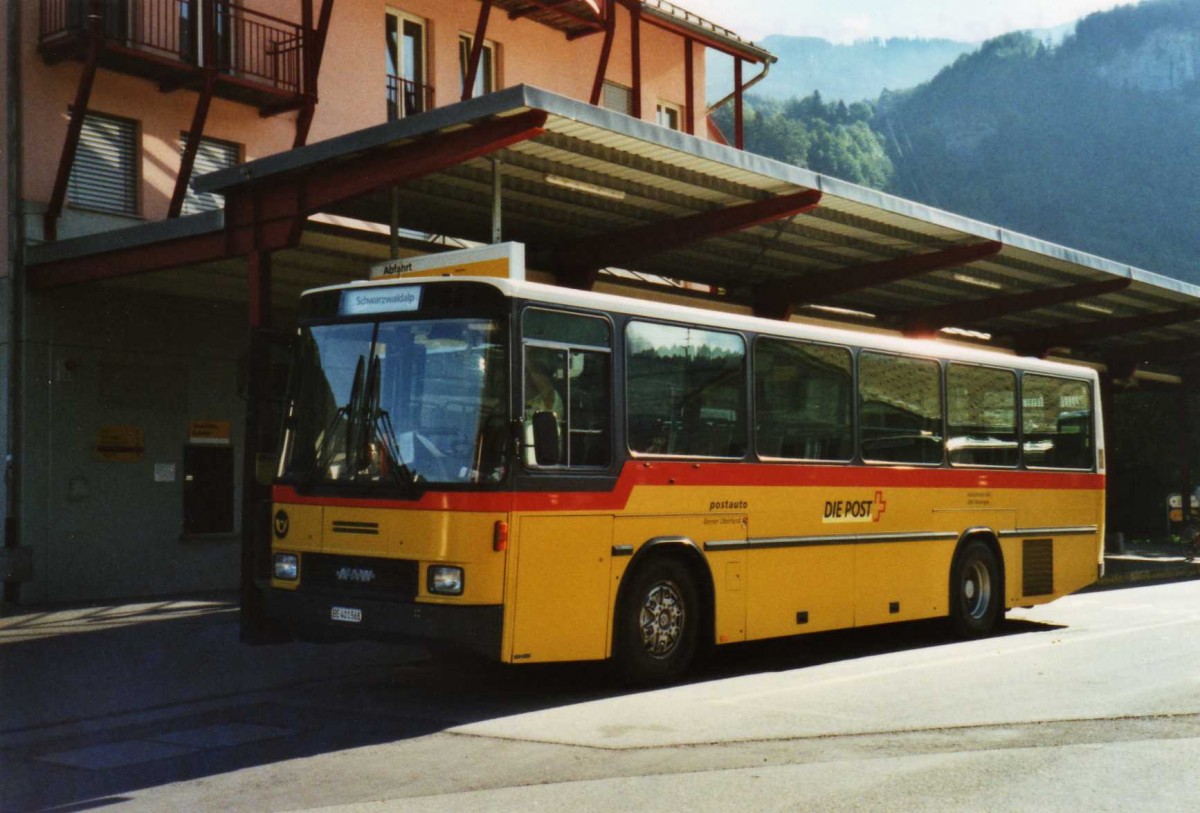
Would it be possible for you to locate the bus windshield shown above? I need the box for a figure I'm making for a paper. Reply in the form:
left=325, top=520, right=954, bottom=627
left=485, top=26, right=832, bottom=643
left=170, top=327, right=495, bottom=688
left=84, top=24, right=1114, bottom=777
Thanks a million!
left=280, top=316, right=508, bottom=488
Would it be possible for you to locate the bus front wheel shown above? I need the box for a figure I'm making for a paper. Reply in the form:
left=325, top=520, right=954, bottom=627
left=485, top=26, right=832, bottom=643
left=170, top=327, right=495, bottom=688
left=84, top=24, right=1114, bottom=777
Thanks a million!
left=613, top=557, right=700, bottom=685
left=950, top=539, right=1001, bottom=638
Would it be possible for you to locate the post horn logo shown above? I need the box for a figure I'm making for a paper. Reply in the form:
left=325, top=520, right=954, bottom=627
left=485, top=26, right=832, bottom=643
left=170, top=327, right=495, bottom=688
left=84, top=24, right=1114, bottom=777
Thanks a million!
left=273, top=510, right=290, bottom=539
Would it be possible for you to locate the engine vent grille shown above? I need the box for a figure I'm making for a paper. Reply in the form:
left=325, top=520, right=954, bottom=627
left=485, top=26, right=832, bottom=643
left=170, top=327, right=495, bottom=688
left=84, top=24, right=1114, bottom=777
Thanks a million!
left=1022, top=538, right=1054, bottom=596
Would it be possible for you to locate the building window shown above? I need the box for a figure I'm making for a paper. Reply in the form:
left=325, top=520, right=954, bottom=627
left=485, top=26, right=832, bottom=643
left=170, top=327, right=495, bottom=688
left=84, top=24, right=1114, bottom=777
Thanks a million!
left=68, top=113, right=138, bottom=215
left=387, top=9, right=430, bottom=119
left=180, top=135, right=240, bottom=214
left=459, top=34, right=497, bottom=97
left=657, top=102, right=683, bottom=131
left=602, top=81, right=633, bottom=116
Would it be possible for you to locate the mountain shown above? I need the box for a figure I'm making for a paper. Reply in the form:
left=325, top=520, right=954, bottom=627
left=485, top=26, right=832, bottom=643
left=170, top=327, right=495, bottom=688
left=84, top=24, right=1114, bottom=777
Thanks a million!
left=878, top=0, right=1200, bottom=282
left=723, top=1, right=1200, bottom=284
left=708, top=36, right=976, bottom=103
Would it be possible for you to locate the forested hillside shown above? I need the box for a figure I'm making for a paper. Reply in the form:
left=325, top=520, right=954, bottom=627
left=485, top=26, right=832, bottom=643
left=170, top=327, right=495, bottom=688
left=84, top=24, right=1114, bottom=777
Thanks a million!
left=734, top=0, right=1200, bottom=283
left=744, top=36, right=975, bottom=102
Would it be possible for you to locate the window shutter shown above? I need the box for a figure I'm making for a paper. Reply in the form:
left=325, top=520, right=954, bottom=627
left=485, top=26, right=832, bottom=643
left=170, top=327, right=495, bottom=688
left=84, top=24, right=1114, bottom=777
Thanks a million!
left=602, top=81, right=633, bottom=116
left=181, top=136, right=240, bottom=214
left=68, top=114, right=137, bottom=214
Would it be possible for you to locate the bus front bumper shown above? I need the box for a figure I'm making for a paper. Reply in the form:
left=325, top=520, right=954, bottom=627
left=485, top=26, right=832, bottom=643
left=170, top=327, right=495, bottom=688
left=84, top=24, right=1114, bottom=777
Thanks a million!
left=262, top=588, right=503, bottom=659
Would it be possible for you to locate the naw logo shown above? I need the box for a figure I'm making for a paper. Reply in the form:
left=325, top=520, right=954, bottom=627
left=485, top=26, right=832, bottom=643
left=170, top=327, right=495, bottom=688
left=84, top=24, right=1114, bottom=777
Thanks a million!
left=335, top=567, right=377, bottom=584
left=822, top=491, right=888, bottom=524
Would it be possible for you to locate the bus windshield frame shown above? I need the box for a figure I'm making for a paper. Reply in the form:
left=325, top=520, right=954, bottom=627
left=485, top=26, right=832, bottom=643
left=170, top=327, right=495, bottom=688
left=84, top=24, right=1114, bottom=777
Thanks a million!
left=278, top=285, right=511, bottom=493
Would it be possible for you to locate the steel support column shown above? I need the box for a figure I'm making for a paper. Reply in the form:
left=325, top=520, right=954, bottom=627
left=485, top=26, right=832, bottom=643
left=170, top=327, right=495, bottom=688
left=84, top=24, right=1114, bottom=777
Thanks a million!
left=1180, top=370, right=1195, bottom=534
left=241, top=249, right=286, bottom=643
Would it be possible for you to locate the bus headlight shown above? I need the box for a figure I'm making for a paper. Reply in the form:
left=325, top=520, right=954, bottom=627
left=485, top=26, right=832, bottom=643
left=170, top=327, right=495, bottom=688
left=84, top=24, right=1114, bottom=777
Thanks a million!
left=428, top=565, right=464, bottom=596
left=274, top=553, right=299, bottom=581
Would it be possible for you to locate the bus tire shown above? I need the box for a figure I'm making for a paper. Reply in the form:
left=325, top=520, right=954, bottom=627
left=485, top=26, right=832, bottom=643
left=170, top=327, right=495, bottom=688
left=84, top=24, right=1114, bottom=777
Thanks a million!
left=949, top=539, right=1001, bottom=638
left=613, top=557, right=700, bottom=686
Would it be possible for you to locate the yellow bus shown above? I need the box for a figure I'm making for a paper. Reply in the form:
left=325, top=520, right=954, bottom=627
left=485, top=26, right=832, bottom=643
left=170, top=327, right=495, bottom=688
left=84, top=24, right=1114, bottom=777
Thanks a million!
left=263, top=243, right=1105, bottom=684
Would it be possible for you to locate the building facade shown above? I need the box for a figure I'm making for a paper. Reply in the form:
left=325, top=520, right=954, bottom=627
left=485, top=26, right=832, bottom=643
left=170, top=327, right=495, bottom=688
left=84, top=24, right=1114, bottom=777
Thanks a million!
left=1, top=1, right=771, bottom=604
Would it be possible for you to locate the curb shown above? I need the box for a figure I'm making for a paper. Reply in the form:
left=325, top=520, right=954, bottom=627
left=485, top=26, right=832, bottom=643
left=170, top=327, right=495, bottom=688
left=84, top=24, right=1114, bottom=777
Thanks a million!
left=1097, top=562, right=1200, bottom=588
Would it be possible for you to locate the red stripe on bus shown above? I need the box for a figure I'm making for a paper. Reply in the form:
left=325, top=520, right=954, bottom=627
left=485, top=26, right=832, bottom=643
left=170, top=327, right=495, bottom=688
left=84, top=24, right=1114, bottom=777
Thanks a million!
left=273, top=462, right=1103, bottom=513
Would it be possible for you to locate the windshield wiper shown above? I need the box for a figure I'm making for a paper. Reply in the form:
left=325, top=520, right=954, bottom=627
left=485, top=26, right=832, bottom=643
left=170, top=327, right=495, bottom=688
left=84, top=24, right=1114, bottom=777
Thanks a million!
left=359, top=356, right=419, bottom=491
left=305, top=356, right=365, bottom=486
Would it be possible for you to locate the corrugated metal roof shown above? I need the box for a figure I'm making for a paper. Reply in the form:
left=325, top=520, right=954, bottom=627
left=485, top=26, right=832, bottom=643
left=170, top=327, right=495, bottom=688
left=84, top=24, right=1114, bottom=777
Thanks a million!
left=56, top=85, right=1200, bottom=367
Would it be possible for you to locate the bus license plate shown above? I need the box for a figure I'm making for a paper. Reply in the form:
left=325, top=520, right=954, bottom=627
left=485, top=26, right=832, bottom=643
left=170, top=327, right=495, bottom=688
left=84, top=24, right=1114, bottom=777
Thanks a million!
left=330, top=606, right=362, bottom=624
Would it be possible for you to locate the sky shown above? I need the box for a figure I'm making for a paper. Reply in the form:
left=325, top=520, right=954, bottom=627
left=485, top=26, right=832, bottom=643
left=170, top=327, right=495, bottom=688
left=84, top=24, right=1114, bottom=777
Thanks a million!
left=675, top=0, right=1145, bottom=43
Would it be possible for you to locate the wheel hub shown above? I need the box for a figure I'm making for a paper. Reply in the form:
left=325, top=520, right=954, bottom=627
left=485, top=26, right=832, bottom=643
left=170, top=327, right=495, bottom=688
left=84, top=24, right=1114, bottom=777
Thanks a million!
left=639, top=581, right=685, bottom=659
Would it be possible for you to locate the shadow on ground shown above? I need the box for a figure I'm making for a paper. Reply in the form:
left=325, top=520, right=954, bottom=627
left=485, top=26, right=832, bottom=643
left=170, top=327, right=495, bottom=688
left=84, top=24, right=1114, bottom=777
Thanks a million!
left=0, top=601, right=1064, bottom=813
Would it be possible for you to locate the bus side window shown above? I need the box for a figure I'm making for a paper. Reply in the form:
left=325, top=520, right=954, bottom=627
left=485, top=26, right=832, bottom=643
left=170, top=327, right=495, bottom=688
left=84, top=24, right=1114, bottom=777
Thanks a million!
left=626, top=321, right=746, bottom=458
left=1022, top=374, right=1093, bottom=470
left=947, top=364, right=1018, bottom=468
left=521, top=308, right=613, bottom=469
left=754, top=338, right=853, bottom=461
left=858, top=352, right=944, bottom=465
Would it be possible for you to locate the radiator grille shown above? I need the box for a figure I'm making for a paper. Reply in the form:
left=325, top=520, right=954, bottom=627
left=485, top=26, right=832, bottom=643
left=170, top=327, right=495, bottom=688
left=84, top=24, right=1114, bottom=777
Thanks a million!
left=1022, top=538, right=1054, bottom=596
left=300, top=554, right=418, bottom=601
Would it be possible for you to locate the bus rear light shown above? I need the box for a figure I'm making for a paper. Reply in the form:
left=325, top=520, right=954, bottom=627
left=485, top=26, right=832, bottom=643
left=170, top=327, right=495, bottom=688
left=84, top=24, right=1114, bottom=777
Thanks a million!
left=494, top=520, right=508, bottom=552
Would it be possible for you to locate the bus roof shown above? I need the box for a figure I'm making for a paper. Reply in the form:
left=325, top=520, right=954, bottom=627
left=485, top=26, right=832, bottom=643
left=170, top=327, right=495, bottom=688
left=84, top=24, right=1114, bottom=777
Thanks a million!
left=310, top=274, right=1100, bottom=381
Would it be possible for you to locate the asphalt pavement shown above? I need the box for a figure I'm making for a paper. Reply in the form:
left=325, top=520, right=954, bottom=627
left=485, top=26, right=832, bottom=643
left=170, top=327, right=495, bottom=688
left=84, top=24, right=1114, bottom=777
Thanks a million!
left=0, top=547, right=1196, bottom=812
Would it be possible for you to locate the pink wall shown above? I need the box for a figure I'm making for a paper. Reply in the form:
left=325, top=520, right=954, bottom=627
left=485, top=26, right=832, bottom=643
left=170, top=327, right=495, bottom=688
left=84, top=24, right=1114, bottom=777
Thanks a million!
left=21, top=1, right=723, bottom=224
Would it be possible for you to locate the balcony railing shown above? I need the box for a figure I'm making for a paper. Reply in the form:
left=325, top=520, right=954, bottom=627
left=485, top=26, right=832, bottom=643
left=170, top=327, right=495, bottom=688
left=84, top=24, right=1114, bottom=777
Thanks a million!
left=39, top=0, right=306, bottom=98
left=387, top=74, right=434, bottom=121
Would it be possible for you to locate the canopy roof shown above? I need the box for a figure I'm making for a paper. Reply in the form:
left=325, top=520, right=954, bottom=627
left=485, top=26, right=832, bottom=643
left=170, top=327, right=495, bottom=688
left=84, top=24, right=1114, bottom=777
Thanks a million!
left=31, top=85, right=1200, bottom=372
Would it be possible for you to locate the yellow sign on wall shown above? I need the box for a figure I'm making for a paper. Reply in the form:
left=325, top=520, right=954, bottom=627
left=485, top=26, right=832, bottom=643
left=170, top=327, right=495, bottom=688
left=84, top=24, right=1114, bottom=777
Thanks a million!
left=95, top=426, right=145, bottom=462
left=189, top=420, right=231, bottom=445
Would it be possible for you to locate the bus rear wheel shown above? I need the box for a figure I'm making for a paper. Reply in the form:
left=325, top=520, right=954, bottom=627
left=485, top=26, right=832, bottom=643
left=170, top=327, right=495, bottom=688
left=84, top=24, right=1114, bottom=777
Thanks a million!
left=613, top=557, right=700, bottom=686
left=950, top=540, right=1001, bottom=638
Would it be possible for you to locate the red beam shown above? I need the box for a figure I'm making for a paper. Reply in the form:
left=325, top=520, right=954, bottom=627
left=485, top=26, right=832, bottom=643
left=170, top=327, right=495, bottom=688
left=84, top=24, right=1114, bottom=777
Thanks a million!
left=169, top=69, right=218, bottom=218
left=44, top=7, right=104, bottom=241
left=462, top=0, right=494, bottom=101
left=630, top=0, right=642, bottom=119
left=294, top=0, right=336, bottom=147
left=754, top=241, right=1003, bottom=321
left=27, top=229, right=230, bottom=290
left=224, top=110, right=550, bottom=256
left=31, top=111, right=548, bottom=289
left=733, top=58, right=744, bottom=150
left=684, top=37, right=695, bottom=135
left=554, top=189, right=823, bottom=289
left=589, top=0, right=617, bottom=106
left=509, top=0, right=603, bottom=30
left=1011, top=306, right=1200, bottom=358
left=899, top=277, right=1132, bottom=336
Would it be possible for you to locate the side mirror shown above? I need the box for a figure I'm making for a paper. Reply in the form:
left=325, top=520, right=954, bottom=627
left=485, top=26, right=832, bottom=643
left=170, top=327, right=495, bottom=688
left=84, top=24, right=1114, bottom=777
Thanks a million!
left=531, top=410, right=561, bottom=466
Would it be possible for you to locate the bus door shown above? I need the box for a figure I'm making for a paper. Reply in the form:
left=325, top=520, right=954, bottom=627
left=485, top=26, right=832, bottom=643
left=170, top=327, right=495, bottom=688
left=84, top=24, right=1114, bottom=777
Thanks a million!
left=507, top=307, right=616, bottom=663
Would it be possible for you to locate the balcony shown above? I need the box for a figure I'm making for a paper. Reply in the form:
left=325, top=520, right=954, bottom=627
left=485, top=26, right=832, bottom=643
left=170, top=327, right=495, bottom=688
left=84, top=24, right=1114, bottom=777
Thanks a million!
left=38, top=0, right=307, bottom=112
left=386, top=74, right=434, bottom=122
